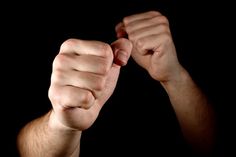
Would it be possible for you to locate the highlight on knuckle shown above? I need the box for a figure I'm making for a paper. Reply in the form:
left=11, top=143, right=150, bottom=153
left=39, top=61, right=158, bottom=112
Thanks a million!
left=53, top=54, right=67, bottom=70
left=60, top=38, right=77, bottom=51
left=123, top=17, right=129, bottom=25
left=148, top=10, right=161, bottom=16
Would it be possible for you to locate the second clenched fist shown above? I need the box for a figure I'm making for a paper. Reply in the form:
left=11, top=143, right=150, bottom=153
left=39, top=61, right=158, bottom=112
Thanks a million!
left=116, top=11, right=183, bottom=83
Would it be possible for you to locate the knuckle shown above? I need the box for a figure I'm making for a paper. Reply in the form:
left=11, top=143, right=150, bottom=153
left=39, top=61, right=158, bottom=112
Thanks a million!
left=52, top=54, right=67, bottom=70
left=151, top=15, right=169, bottom=25
left=51, top=88, right=77, bottom=109
left=51, top=70, right=64, bottom=84
left=128, top=32, right=136, bottom=42
left=48, top=86, right=60, bottom=105
left=158, top=15, right=169, bottom=24
left=60, top=38, right=77, bottom=52
left=100, top=61, right=110, bottom=74
left=136, top=38, right=145, bottom=50
left=100, top=42, right=112, bottom=57
left=148, top=10, right=161, bottom=16
left=94, top=76, right=106, bottom=91
left=80, top=91, right=94, bottom=108
left=64, top=89, right=76, bottom=104
left=125, top=25, right=132, bottom=33
left=123, top=17, right=129, bottom=25
left=159, top=24, right=170, bottom=33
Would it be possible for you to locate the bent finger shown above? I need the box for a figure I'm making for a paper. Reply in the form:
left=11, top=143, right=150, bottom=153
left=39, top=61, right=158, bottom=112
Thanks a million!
left=110, top=38, right=133, bottom=66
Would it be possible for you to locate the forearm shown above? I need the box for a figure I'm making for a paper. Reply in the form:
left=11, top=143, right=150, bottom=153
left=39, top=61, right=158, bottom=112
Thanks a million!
left=17, top=110, right=81, bottom=157
left=161, top=67, right=216, bottom=155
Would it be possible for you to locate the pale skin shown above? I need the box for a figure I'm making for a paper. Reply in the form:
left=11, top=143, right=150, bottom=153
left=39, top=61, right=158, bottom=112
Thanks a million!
left=17, top=11, right=216, bottom=157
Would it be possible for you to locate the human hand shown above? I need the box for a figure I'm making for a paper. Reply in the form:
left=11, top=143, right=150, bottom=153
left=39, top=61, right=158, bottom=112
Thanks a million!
left=48, top=38, right=132, bottom=131
left=116, top=11, right=184, bottom=83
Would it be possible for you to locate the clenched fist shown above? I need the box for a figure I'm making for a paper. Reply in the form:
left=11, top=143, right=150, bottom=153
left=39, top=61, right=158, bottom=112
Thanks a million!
left=48, top=38, right=132, bottom=131
left=116, top=11, right=184, bottom=83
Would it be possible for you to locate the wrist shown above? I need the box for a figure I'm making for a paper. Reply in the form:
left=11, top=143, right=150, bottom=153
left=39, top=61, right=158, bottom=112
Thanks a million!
left=48, top=110, right=82, bottom=134
left=160, top=66, right=189, bottom=92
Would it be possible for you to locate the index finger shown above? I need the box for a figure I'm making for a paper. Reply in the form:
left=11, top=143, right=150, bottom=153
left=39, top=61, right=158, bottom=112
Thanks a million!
left=123, top=11, right=161, bottom=25
left=59, top=38, right=113, bottom=58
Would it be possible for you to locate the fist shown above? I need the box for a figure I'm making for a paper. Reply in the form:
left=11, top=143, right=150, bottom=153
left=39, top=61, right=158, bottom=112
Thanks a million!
left=48, top=38, right=132, bottom=131
left=116, top=11, right=183, bottom=82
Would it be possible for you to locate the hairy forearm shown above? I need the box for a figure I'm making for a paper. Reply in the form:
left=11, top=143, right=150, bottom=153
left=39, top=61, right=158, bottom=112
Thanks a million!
left=161, top=68, right=216, bottom=155
left=17, top=110, right=81, bottom=157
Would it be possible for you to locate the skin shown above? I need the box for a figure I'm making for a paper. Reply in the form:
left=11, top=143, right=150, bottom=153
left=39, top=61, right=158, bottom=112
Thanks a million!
left=17, top=10, right=216, bottom=157
left=17, top=38, right=132, bottom=157
left=116, top=11, right=216, bottom=155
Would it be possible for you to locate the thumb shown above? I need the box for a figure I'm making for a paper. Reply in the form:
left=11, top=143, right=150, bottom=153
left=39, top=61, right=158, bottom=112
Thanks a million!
left=97, top=38, right=132, bottom=106
left=110, top=38, right=133, bottom=66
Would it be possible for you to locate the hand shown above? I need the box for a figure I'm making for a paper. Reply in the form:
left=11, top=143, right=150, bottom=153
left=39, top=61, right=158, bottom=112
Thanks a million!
left=48, top=38, right=132, bottom=131
left=116, top=11, right=184, bottom=83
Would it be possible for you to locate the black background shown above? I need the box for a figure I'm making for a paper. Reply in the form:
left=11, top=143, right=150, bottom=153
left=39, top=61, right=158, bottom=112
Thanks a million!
left=1, top=0, right=235, bottom=156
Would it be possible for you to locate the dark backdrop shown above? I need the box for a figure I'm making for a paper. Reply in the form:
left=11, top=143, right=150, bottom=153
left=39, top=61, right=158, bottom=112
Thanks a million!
left=1, top=0, right=235, bottom=156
